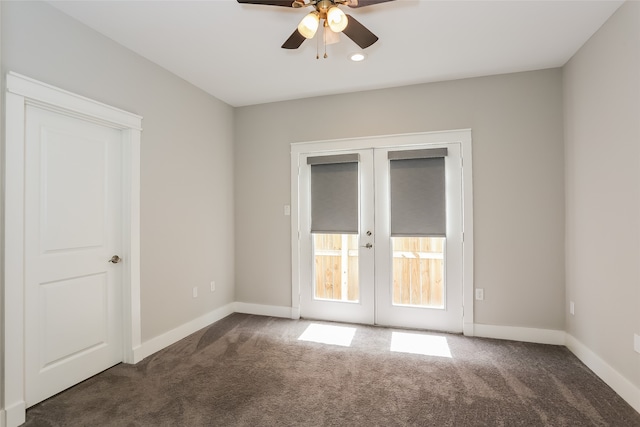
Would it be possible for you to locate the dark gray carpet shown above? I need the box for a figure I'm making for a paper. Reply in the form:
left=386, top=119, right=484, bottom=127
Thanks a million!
left=25, top=313, right=640, bottom=426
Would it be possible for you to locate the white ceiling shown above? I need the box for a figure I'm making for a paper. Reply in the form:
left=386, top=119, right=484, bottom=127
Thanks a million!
left=47, top=0, right=623, bottom=107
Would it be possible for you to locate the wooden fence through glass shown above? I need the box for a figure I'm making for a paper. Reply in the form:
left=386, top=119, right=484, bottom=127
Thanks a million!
left=313, top=235, right=444, bottom=308
left=313, top=234, right=359, bottom=302
left=392, top=237, right=444, bottom=308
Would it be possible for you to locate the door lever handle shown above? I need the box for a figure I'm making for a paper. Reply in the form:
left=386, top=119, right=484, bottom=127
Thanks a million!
left=361, top=243, right=373, bottom=249
left=108, top=255, right=121, bottom=264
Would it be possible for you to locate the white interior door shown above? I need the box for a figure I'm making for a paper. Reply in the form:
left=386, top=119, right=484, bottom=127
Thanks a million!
left=24, top=105, right=124, bottom=406
left=297, top=142, right=463, bottom=332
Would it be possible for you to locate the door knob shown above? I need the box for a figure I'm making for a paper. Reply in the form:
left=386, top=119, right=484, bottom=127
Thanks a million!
left=108, top=255, right=121, bottom=264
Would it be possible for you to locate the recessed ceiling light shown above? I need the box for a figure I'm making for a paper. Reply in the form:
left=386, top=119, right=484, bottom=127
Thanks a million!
left=350, top=52, right=367, bottom=62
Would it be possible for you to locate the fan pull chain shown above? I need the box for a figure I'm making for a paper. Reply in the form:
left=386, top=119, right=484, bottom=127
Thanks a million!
left=323, top=22, right=328, bottom=59
left=315, top=21, right=329, bottom=59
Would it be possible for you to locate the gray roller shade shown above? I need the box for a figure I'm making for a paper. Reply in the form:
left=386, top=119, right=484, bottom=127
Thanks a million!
left=389, top=152, right=446, bottom=237
left=309, top=155, right=359, bottom=234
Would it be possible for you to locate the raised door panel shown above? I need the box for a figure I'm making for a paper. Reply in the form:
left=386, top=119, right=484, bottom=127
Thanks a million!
left=41, top=128, right=107, bottom=253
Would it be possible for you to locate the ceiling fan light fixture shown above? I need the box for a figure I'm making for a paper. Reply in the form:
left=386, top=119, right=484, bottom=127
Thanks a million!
left=327, top=6, right=348, bottom=32
left=298, top=11, right=320, bottom=39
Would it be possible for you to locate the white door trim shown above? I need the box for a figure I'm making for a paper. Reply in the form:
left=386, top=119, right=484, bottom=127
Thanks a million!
left=3, top=72, right=143, bottom=427
left=291, top=130, right=474, bottom=335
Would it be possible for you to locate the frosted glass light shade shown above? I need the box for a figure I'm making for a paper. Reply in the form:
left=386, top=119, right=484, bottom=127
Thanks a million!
left=298, top=12, right=320, bottom=39
left=327, top=7, right=348, bottom=32
left=324, top=28, right=340, bottom=45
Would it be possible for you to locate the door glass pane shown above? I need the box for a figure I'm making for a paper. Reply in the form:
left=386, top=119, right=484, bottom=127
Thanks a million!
left=392, top=237, right=445, bottom=308
left=313, top=234, right=359, bottom=302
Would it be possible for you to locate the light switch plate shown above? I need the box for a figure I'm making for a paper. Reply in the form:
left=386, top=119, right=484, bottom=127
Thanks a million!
left=634, top=334, right=640, bottom=354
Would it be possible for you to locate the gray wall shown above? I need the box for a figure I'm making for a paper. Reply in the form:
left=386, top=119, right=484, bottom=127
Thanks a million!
left=234, top=69, right=566, bottom=330
left=0, top=0, right=4, bottom=412
left=563, top=0, right=640, bottom=388
left=0, top=1, right=236, bottom=342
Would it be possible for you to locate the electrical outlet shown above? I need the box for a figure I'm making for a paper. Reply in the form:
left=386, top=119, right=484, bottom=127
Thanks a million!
left=192, top=287, right=198, bottom=298
left=569, top=301, right=575, bottom=315
left=210, top=281, right=216, bottom=292
left=284, top=205, right=291, bottom=216
left=475, top=288, right=484, bottom=301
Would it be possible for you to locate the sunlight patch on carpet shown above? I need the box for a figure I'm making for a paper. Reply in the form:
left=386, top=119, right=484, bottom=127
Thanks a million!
left=390, top=332, right=452, bottom=358
left=298, top=324, right=357, bottom=347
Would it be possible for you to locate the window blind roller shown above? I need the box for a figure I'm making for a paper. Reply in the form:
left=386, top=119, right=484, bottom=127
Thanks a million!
left=388, top=148, right=448, bottom=161
left=308, top=154, right=359, bottom=234
left=389, top=149, right=447, bottom=237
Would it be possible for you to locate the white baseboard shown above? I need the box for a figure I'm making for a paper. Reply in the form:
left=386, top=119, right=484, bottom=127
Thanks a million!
left=135, top=302, right=292, bottom=363
left=473, top=323, right=566, bottom=345
left=566, top=334, right=640, bottom=414
left=4, top=401, right=25, bottom=427
left=131, top=345, right=145, bottom=364
left=233, top=302, right=296, bottom=319
left=472, top=326, right=640, bottom=414
left=136, top=303, right=235, bottom=362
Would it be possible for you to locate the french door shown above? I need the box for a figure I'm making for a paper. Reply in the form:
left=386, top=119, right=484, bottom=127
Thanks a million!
left=374, top=145, right=463, bottom=331
left=296, top=140, right=464, bottom=333
left=298, top=149, right=376, bottom=324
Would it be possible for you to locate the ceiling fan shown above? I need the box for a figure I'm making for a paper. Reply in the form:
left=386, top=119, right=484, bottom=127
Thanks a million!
left=237, top=0, right=395, bottom=52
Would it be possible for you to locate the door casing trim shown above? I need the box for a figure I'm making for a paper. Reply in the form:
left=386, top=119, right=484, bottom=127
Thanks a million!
left=290, top=130, right=474, bottom=335
left=3, top=72, right=142, bottom=427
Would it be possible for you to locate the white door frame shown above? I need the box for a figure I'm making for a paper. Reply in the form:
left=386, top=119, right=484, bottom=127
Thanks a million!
left=3, top=72, right=143, bottom=427
left=291, top=130, right=474, bottom=334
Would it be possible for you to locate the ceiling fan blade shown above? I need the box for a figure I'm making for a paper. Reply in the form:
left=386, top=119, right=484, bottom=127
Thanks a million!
left=346, top=0, right=395, bottom=8
left=342, top=15, right=378, bottom=49
left=282, top=29, right=306, bottom=49
left=237, top=0, right=295, bottom=7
